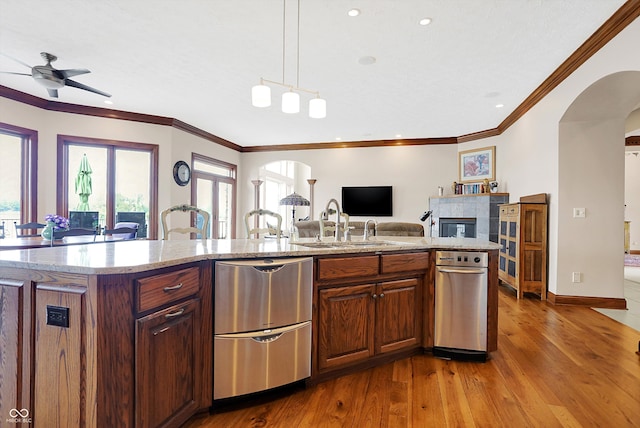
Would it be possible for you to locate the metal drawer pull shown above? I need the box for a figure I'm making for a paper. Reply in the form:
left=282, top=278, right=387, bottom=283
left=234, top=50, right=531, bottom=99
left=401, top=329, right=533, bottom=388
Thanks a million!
left=439, top=268, right=487, bottom=275
left=153, top=327, right=170, bottom=336
left=163, top=283, right=183, bottom=292
left=164, top=308, right=185, bottom=318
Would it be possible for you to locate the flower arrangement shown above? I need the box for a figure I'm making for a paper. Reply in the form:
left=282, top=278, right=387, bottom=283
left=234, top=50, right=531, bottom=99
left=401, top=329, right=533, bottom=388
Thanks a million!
left=45, top=214, right=70, bottom=230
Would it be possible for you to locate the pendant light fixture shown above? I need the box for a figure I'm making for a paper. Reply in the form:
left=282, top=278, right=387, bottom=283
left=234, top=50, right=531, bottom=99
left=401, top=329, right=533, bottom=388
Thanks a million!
left=251, top=0, right=326, bottom=118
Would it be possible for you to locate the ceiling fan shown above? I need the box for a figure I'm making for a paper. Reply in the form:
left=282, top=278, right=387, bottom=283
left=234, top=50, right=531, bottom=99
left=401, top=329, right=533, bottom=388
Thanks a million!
left=0, top=51, right=111, bottom=98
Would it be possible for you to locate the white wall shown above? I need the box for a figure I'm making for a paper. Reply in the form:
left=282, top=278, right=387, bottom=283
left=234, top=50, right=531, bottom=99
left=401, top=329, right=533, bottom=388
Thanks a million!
left=626, top=145, right=640, bottom=252
left=240, top=144, right=458, bottom=229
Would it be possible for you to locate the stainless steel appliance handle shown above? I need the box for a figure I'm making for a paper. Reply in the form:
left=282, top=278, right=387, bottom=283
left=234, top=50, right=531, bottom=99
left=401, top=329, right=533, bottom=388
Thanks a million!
left=437, top=267, right=487, bottom=274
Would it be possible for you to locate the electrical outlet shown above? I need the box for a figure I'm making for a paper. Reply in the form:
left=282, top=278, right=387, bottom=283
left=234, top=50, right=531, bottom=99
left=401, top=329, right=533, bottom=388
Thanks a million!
left=572, top=272, right=582, bottom=283
left=573, top=208, right=586, bottom=218
left=47, top=305, right=70, bottom=328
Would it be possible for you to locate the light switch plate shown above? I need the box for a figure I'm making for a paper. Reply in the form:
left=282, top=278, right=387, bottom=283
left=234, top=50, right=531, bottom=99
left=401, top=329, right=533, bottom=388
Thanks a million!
left=573, top=208, right=586, bottom=218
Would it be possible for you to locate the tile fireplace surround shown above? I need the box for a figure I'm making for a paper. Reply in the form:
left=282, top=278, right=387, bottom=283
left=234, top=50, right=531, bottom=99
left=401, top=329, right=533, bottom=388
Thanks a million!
left=428, top=193, right=509, bottom=242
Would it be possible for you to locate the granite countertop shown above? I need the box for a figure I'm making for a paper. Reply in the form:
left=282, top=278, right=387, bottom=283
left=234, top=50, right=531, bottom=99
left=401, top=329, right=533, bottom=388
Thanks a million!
left=0, top=236, right=500, bottom=275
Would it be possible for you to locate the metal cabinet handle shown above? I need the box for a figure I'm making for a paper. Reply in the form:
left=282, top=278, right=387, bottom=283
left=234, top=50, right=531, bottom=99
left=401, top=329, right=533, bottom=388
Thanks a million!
left=163, top=283, right=183, bottom=292
left=164, top=308, right=185, bottom=318
left=372, top=294, right=378, bottom=299
left=153, top=326, right=170, bottom=336
left=379, top=293, right=385, bottom=298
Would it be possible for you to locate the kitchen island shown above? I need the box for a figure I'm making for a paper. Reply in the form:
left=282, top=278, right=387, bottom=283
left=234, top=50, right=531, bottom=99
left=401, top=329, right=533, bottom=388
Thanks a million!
left=0, top=237, right=499, bottom=428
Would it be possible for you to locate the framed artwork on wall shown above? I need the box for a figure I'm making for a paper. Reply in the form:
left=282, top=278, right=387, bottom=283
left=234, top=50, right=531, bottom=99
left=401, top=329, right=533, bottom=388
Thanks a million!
left=458, top=146, right=495, bottom=183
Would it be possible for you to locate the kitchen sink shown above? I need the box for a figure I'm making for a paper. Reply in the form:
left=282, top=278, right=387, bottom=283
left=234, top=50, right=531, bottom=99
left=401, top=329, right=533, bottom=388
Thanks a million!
left=293, top=240, right=397, bottom=249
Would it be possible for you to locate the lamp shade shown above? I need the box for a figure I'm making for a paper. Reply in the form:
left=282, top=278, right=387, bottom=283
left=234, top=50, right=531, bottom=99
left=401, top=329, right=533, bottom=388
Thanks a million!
left=252, top=84, right=271, bottom=107
left=279, top=192, right=310, bottom=206
left=282, top=91, right=300, bottom=113
left=309, top=97, right=326, bottom=118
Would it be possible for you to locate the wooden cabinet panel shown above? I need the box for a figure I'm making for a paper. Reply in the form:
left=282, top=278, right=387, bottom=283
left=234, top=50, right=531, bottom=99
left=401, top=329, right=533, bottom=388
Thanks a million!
left=317, top=284, right=375, bottom=370
left=136, top=266, right=200, bottom=313
left=317, top=256, right=379, bottom=281
left=498, top=202, right=548, bottom=299
left=136, top=299, right=201, bottom=428
left=380, top=252, right=429, bottom=274
left=376, top=278, right=421, bottom=354
left=34, top=285, right=86, bottom=427
left=0, top=279, right=28, bottom=422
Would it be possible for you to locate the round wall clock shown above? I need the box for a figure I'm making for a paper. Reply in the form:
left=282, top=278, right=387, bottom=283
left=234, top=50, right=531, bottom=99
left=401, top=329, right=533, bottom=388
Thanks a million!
left=173, top=160, right=191, bottom=186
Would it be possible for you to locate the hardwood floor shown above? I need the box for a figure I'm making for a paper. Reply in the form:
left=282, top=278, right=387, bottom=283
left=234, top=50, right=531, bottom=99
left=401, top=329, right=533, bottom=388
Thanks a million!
left=185, top=286, right=640, bottom=427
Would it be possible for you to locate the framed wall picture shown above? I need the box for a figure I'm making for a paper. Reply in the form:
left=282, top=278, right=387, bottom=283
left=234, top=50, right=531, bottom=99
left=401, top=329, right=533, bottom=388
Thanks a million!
left=458, top=146, right=495, bottom=183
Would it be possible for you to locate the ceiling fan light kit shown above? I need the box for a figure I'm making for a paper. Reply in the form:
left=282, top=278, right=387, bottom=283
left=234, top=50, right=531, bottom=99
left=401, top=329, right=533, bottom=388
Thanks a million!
left=251, top=0, right=326, bottom=119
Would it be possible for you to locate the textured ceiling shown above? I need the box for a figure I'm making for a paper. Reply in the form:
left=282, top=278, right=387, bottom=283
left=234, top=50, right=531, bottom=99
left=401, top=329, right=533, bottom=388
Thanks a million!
left=0, top=0, right=627, bottom=147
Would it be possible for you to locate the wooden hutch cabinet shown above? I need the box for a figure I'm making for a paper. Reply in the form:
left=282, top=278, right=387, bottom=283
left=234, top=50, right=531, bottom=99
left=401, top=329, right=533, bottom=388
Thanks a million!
left=498, top=195, right=548, bottom=300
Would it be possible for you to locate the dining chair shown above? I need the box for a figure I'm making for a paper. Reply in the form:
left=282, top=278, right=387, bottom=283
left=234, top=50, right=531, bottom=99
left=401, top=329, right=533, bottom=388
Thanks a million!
left=103, top=222, right=139, bottom=240
left=51, top=227, right=98, bottom=246
left=160, top=204, right=210, bottom=240
left=244, top=209, right=283, bottom=239
left=14, top=221, right=47, bottom=237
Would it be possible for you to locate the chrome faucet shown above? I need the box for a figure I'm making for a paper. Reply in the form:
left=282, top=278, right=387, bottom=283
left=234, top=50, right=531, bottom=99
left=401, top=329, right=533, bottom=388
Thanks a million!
left=323, top=198, right=343, bottom=241
left=363, top=219, right=378, bottom=241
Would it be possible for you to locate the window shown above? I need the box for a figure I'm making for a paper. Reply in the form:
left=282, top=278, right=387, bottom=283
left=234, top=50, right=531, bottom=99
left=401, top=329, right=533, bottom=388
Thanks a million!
left=0, top=122, right=37, bottom=238
left=57, top=135, right=158, bottom=238
left=259, top=161, right=311, bottom=232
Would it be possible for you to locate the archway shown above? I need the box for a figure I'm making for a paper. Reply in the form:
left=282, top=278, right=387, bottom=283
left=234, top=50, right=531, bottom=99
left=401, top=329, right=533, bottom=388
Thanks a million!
left=556, top=71, right=640, bottom=302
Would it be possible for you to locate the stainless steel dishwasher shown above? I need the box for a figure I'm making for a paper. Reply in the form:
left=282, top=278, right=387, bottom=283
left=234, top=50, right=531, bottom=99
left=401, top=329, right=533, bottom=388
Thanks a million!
left=433, top=250, right=488, bottom=361
left=213, top=257, right=312, bottom=400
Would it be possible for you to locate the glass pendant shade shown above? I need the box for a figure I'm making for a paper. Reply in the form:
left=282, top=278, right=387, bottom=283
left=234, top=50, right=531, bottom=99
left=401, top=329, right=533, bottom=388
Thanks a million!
left=252, top=84, right=271, bottom=107
left=309, top=97, right=327, bottom=118
left=282, top=91, right=300, bottom=113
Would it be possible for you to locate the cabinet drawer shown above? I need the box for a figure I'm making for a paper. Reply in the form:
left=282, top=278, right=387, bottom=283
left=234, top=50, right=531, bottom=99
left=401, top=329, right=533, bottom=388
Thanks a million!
left=137, top=267, right=200, bottom=313
left=499, top=205, right=519, bottom=216
left=317, top=256, right=379, bottom=281
left=381, top=252, right=429, bottom=274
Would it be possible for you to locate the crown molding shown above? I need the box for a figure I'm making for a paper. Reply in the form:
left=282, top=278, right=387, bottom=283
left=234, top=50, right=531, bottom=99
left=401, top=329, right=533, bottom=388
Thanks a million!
left=1, top=1, right=638, bottom=153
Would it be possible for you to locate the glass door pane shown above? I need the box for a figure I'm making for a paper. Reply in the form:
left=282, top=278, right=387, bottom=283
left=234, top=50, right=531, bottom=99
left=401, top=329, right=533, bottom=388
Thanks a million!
left=0, top=133, right=21, bottom=237
left=218, top=181, right=233, bottom=239
left=67, top=146, right=107, bottom=227
left=196, top=177, right=213, bottom=238
left=115, top=149, right=151, bottom=236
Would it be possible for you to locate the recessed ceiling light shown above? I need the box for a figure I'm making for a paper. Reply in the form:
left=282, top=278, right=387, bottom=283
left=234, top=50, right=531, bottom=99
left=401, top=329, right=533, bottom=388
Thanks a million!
left=104, top=100, right=113, bottom=105
left=358, top=56, right=376, bottom=65
left=395, top=134, right=402, bottom=138
left=495, top=103, right=504, bottom=108
left=348, top=9, right=360, bottom=17
left=335, top=137, right=342, bottom=141
left=419, top=17, right=432, bottom=26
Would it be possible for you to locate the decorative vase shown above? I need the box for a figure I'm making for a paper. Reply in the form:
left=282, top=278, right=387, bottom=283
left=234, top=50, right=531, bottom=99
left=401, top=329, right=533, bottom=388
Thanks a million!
left=41, top=221, right=55, bottom=241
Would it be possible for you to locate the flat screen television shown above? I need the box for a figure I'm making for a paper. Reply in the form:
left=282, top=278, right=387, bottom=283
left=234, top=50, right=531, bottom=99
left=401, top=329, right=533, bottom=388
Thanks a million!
left=341, top=186, right=393, bottom=217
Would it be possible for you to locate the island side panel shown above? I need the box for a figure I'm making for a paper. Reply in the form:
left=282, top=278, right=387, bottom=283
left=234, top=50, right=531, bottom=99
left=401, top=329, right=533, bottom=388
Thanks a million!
left=0, top=278, right=29, bottom=423
left=487, top=249, right=499, bottom=352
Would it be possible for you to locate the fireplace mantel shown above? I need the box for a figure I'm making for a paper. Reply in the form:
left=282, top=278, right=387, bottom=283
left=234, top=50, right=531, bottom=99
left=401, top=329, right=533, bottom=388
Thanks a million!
left=429, top=193, right=509, bottom=242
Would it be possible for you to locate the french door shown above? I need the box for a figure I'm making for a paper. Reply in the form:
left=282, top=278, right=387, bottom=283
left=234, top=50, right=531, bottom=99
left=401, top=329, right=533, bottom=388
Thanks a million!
left=191, top=155, right=236, bottom=239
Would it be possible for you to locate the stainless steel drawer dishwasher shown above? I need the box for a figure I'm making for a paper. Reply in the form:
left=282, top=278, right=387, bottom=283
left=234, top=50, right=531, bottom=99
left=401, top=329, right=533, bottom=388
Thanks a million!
left=213, top=257, right=313, bottom=400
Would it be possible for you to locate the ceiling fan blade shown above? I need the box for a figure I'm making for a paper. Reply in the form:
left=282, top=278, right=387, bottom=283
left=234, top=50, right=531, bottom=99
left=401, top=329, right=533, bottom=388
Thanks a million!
left=0, top=52, right=33, bottom=69
left=47, top=88, right=59, bottom=98
left=0, top=71, right=32, bottom=76
left=59, top=68, right=90, bottom=79
left=65, top=78, right=111, bottom=97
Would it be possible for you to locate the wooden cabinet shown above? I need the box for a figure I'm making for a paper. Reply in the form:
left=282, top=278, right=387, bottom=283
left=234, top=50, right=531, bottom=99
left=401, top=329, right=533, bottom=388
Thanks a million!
left=135, top=266, right=205, bottom=428
left=315, top=252, right=427, bottom=376
left=136, top=299, right=201, bottom=428
left=498, top=202, right=548, bottom=299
